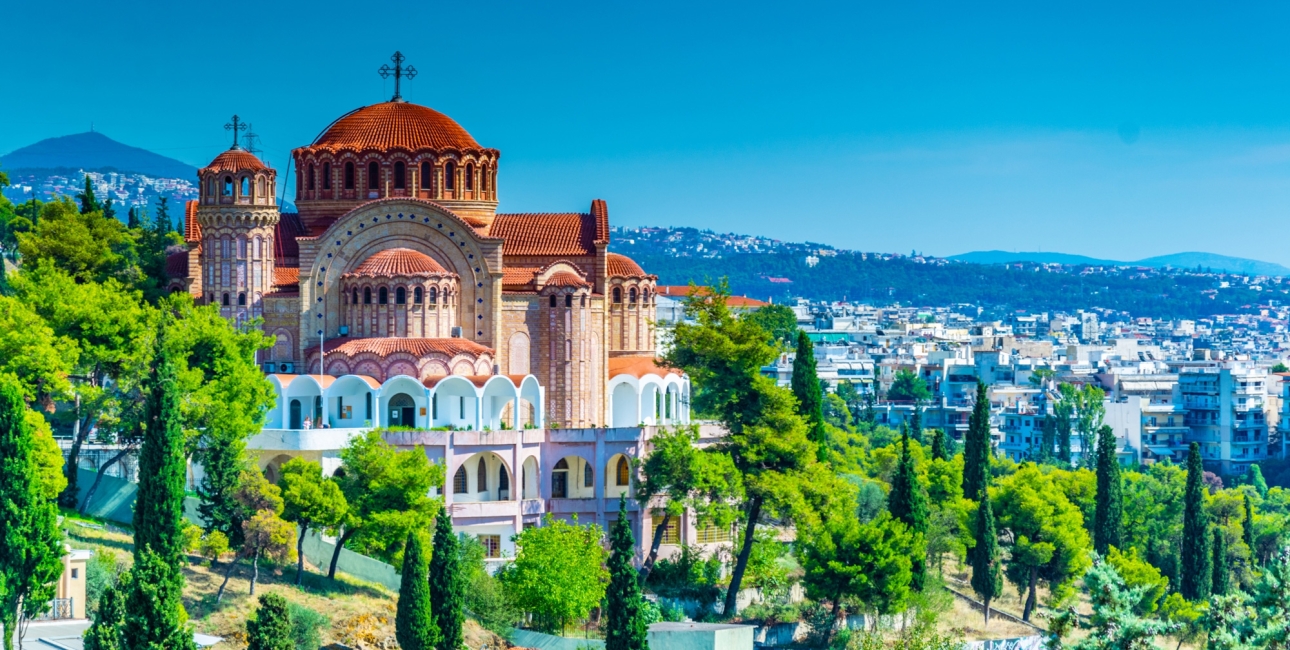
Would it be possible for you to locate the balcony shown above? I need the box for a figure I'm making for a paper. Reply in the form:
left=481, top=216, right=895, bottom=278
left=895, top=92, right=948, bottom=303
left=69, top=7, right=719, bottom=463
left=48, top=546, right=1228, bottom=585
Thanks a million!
left=449, top=500, right=520, bottom=519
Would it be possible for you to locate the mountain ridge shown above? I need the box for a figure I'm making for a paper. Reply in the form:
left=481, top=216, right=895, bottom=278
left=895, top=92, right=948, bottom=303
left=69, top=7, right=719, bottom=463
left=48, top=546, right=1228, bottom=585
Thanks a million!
left=949, top=250, right=1290, bottom=277
left=0, top=131, right=197, bottom=179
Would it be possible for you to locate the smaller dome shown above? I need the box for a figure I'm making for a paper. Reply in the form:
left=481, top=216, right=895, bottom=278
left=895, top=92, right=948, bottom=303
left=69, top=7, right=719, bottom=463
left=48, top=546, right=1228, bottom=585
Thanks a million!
left=345, top=248, right=454, bottom=278
left=201, top=148, right=270, bottom=175
left=545, top=271, right=590, bottom=288
left=606, top=253, right=647, bottom=278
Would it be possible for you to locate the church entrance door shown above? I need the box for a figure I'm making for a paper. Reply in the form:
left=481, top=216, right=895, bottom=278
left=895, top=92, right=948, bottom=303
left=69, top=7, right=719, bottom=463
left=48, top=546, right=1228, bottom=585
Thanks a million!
left=389, top=393, right=416, bottom=428
left=290, top=400, right=302, bottom=429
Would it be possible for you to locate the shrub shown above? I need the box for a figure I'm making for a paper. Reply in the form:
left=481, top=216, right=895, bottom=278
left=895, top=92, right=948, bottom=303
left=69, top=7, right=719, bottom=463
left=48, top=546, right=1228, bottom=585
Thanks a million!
left=85, top=549, right=125, bottom=616
left=288, top=602, right=329, bottom=650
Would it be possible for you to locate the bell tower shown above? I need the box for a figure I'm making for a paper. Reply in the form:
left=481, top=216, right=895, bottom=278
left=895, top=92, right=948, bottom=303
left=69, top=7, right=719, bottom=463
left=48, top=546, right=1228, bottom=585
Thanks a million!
left=196, top=115, right=280, bottom=326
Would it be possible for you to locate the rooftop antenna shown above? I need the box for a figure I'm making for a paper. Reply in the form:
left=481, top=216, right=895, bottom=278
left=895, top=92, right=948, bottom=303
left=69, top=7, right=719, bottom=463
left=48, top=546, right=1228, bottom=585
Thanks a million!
left=378, top=51, right=417, bottom=102
left=224, top=114, right=247, bottom=150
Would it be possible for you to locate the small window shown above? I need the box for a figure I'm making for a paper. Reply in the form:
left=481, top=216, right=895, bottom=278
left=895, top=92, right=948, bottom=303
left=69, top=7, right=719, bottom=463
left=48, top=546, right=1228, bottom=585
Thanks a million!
left=396, top=287, right=406, bottom=304
left=414, top=287, right=423, bottom=304
left=465, top=163, right=475, bottom=190
left=238, top=293, right=246, bottom=306
left=428, top=287, right=438, bottom=303
left=206, top=178, right=215, bottom=197
left=352, top=288, right=359, bottom=304
left=379, top=287, right=389, bottom=304
left=344, top=162, right=355, bottom=189
left=71, top=568, right=79, bottom=579
left=479, top=534, right=501, bottom=559
left=323, top=162, right=332, bottom=190
left=307, top=164, right=315, bottom=190
left=453, top=466, right=468, bottom=493
left=368, top=162, right=380, bottom=189
left=393, top=161, right=406, bottom=189
left=565, top=294, right=573, bottom=308
left=482, top=165, right=490, bottom=192
left=223, top=176, right=233, bottom=196
left=445, top=162, right=456, bottom=190
left=420, top=162, right=432, bottom=189
left=365, top=392, right=372, bottom=420
left=477, top=457, right=488, bottom=492
left=581, top=295, right=587, bottom=307
left=549, top=295, right=557, bottom=308
left=652, top=515, right=679, bottom=545
left=363, top=287, right=372, bottom=304
left=222, top=293, right=230, bottom=306
left=498, top=466, right=509, bottom=491
left=240, top=176, right=250, bottom=196
left=612, top=287, right=622, bottom=303
left=630, top=288, right=638, bottom=303
left=617, top=457, right=630, bottom=486
left=584, top=463, right=593, bottom=487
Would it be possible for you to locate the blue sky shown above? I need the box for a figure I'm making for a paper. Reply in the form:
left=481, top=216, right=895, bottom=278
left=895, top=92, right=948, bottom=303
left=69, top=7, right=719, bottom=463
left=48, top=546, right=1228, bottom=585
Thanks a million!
left=4, top=1, right=1290, bottom=263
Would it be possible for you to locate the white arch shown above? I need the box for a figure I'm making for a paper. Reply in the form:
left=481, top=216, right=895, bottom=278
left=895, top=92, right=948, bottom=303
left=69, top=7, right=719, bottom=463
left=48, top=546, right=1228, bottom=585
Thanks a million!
left=480, top=376, right=521, bottom=431
left=606, top=453, right=632, bottom=499
left=379, top=375, right=428, bottom=429
left=324, top=375, right=380, bottom=427
left=450, top=451, right=514, bottom=503
left=549, top=454, right=596, bottom=499
left=520, top=455, right=540, bottom=499
left=430, top=376, right=479, bottom=429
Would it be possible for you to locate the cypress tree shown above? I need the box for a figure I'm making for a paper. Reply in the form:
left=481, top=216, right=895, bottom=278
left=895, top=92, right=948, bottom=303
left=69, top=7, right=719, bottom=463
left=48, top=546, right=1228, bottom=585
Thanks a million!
left=1251, top=464, right=1269, bottom=498
left=1244, top=494, right=1256, bottom=561
left=122, top=550, right=195, bottom=650
left=888, top=431, right=929, bottom=590
left=910, top=407, right=923, bottom=444
left=962, top=380, right=991, bottom=503
left=1211, top=528, right=1229, bottom=596
left=1056, top=407, right=1073, bottom=464
left=1039, top=414, right=1056, bottom=463
left=77, top=175, right=99, bottom=214
left=396, top=532, right=440, bottom=650
left=791, top=330, right=827, bottom=460
left=1180, top=443, right=1211, bottom=601
left=127, top=206, right=141, bottom=229
left=605, top=498, right=649, bottom=650
left=931, top=429, right=949, bottom=461
left=246, top=593, right=293, bottom=650
left=428, top=505, right=463, bottom=650
left=1093, top=425, right=1123, bottom=555
left=970, top=494, right=1003, bottom=627
left=83, top=582, right=125, bottom=650
left=132, top=333, right=188, bottom=568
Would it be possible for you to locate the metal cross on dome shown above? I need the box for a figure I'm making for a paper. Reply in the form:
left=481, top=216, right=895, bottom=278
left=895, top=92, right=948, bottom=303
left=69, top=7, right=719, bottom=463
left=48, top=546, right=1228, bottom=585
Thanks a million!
left=224, top=115, right=247, bottom=150
left=379, top=51, right=417, bottom=102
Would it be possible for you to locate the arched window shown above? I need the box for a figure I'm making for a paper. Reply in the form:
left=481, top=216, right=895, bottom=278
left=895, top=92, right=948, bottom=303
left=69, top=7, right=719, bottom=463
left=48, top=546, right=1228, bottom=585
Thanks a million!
left=498, top=465, right=509, bottom=492
left=363, top=287, right=372, bottom=304
left=240, top=177, right=250, bottom=196
left=307, top=164, right=315, bottom=190
left=238, top=237, right=247, bottom=259
left=612, top=287, right=622, bottom=303
left=549, top=295, right=557, bottom=308
left=223, top=176, right=233, bottom=196
left=482, top=165, right=490, bottom=192
left=629, top=288, right=638, bottom=303
left=444, top=162, right=456, bottom=190
left=617, top=457, right=630, bottom=486
left=222, top=293, right=230, bottom=306
left=584, top=463, right=593, bottom=488
left=367, top=162, right=380, bottom=190
left=393, top=161, right=406, bottom=189
left=365, top=392, right=372, bottom=420
left=420, top=162, right=432, bottom=189
left=477, top=457, right=488, bottom=492
left=344, top=162, right=355, bottom=189
left=564, top=294, right=572, bottom=307
left=238, top=293, right=246, bottom=306
left=253, top=236, right=262, bottom=259
left=258, top=177, right=266, bottom=197
left=465, top=163, right=474, bottom=190
left=414, top=287, right=423, bottom=304
left=580, top=295, right=587, bottom=307
left=378, top=287, right=389, bottom=304
left=453, top=466, right=468, bottom=493
left=395, top=287, right=406, bottom=304
left=428, top=287, right=438, bottom=304
left=323, top=162, right=332, bottom=189
left=352, top=288, right=359, bottom=304
left=552, top=458, right=568, bottom=498
left=206, top=178, right=215, bottom=197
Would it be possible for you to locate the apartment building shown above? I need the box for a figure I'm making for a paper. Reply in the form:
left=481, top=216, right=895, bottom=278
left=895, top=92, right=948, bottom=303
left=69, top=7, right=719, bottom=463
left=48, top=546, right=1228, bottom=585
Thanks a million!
left=1178, top=365, right=1271, bottom=475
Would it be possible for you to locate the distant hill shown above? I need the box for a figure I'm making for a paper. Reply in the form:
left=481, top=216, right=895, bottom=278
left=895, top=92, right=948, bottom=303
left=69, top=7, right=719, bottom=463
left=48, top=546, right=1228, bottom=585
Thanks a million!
left=951, top=250, right=1290, bottom=277
left=0, top=131, right=197, bottom=179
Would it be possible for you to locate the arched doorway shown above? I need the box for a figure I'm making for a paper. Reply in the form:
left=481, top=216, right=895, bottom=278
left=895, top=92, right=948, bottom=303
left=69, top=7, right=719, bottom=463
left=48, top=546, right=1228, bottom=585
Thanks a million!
left=552, top=458, right=569, bottom=498
left=389, top=393, right=416, bottom=427
left=289, top=399, right=303, bottom=429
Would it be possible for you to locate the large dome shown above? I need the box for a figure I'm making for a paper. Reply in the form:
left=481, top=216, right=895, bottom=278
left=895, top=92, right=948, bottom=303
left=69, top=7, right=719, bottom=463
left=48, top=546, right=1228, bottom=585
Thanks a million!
left=344, top=248, right=454, bottom=278
left=311, top=101, right=483, bottom=152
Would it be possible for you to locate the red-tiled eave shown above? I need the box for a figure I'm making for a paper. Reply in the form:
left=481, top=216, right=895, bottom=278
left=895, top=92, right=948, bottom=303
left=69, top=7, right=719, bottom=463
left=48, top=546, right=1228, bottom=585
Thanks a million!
left=655, top=285, right=769, bottom=308
left=183, top=200, right=201, bottom=243
left=201, top=148, right=271, bottom=175
left=423, top=374, right=530, bottom=389
left=305, top=337, right=494, bottom=359
left=608, top=355, right=683, bottom=379
left=344, top=248, right=453, bottom=278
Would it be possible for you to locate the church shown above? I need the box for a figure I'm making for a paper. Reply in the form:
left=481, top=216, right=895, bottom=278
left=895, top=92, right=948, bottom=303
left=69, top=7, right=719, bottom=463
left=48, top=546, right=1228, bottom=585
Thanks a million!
left=166, top=55, right=704, bottom=560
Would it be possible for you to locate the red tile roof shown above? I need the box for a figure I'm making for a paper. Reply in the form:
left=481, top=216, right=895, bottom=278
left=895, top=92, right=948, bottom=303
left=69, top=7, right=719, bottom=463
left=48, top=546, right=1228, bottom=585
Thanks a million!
left=183, top=200, right=201, bottom=243
left=655, top=285, right=769, bottom=308
left=273, top=266, right=299, bottom=289
left=493, top=212, right=598, bottom=256
left=306, top=337, right=494, bottom=359
left=423, top=374, right=529, bottom=389
left=502, top=266, right=542, bottom=290
left=590, top=198, right=610, bottom=245
left=344, top=248, right=453, bottom=278
left=606, top=253, right=647, bottom=278
left=545, top=271, right=590, bottom=288
left=608, top=355, right=682, bottom=379
left=201, top=148, right=270, bottom=174
left=308, top=102, right=486, bottom=152
left=275, top=211, right=305, bottom=261
left=165, top=250, right=189, bottom=278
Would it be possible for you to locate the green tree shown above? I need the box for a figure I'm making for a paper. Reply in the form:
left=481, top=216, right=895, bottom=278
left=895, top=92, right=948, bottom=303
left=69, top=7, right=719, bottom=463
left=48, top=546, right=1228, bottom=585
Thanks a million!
left=121, top=549, right=195, bottom=650
left=77, top=175, right=100, bottom=214
left=430, top=506, right=464, bottom=650
left=791, top=330, right=828, bottom=460
left=910, top=406, right=923, bottom=444
left=1251, top=465, right=1269, bottom=498
left=246, top=592, right=293, bottom=650
left=1038, top=414, right=1056, bottom=463
left=132, top=334, right=188, bottom=568
left=822, top=392, right=853, bottom=431
left=500, top=515, right=608, bottom=634
left=1105, top=546, right=1168, bottom=614
left=887, top=368, right=931, bottom=403
left=636, top=425, right=742, bottom=582
left=930, top=429, right=949, bottom=461
left=1068, top=557, right=1177, bottom=650
left=970, top=494, right=1003, bottom=626
left=17, top=198, right=139, bottom=287
left=1213, top=527, right=1230, bottom=596
left=1181, top=442, right=1211, bottom=601
left=0, top=375, right=63, bottom=650
left=1245, top=494, right=1257, bottom=562
left=278, top=457, right=348, bottom=584
left=397, top=532, right=440, bottom=650
left=606, top=498, right=649, bottom=650
left=1058, top=383, right=1105, bottom=468
left=234, top=470, right=296, bottom=596
left=888, top=431, right=928, bottom=590
left=961, top=380, right=991, bottom=505
left=1053, top=396, right=1074, bottom=464
left=0, top=294, right=78, bottom=405
left=742, top=303, right=797, bottom=345
left=1093, top=425, right=1123, bottom=555
left=83, top=581, right=125, bottom=650
left=801, top=511, right=919, bottom=631
left=329, top=429, right=443, bottom=576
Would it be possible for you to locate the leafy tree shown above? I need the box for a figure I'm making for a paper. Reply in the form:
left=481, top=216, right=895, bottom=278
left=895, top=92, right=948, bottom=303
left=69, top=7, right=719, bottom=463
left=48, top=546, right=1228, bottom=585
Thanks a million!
left=1067, top=557, right=1177, bottom=650
left=1105, top=546, right=1168, bottom=614
left=500, top=514, right=607, bottom=634
left=606, top=498, right=649, bottom=650
left=246, top=592, right=293, bottom=650
left=1273, top=363, right=1290, bottom=373
left=1181, top=442, right=1211, bottom=601
left=1252, top=464, right=1270, bottom=498
left=1213, top=527, right=1230, bottom=596
left=1038, top=414, right=1056, bottom=463
left=887, top=368, right=931, bottom=403
left=0, top=375, right=63, bottom=650
left=0, top=294, right=77, bottom=405
left=1204, top=592, right=1256, bottom=650
left=791, top=330, right=828, bottom=460
left=83, top=581, right=125, bottom=650
left=77, top=175, right=100, bottom=214
left=801, top=511, right=919, bottom=632
left=1053, top=396, right=1074, bottom=464
left=1245, top=494, right=1257, bottom=563
left=961, top=380, right=991, bottom=505
left=430, top=505, right=464, bottom=650
left=17, top=198, right=139, bottom=287
left=910, top=406, right=923, bottom=443
left=930, top=429, right=949, bottom=462
left=235, top=470, right=295, bottom=596
left=888, top=431, right=928, bottom=590
left=132, top=335, right=188, bottom=567
left=822, top=392, right=852, bottom=431
left=397, top=532, right=440, bottom=650
left=1093, top=425, right=1123, bottom=555
left=970, top=494, right=1002, bottom=626
left=278, top=457, right=348, bottom=584
left=121, top=549, right=195, bottom=650
left=1250, top=547, right=1290, bottom=648
left=636, top=425, right=742, bottom=582
left=1057, top=383, right=1105, bottom=467
left=742, top=303, right=797, bottom=345
left=329, top=429, right=442, bottom=576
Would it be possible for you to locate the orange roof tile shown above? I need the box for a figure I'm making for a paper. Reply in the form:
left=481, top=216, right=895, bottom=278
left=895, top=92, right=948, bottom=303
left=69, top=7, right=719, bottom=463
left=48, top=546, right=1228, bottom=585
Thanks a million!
left=493, top=212, right=599, bottom=256
left=306, top=337, right=494, bottom=359
left=308, top=102, right=487, bottom=152
left=274, top=266, right=299, bottom=288
left=545, top=271, right=590, bottom=288
left=590, top=199, right=610, bottom=245
left=422, top=374, right=530, bottom=389
left=655, top=285, right=769, bottom=308
left=502, top=266, right=541, bottom=290
left=344, top=248, right=453, bottom=278
left=183, top=200, right=201, bottom=243
left=608, top=355, right=683, bottom=379
left=606, top=253, right=648, bottom=278
left=201, top=148, right=271, bottom=174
